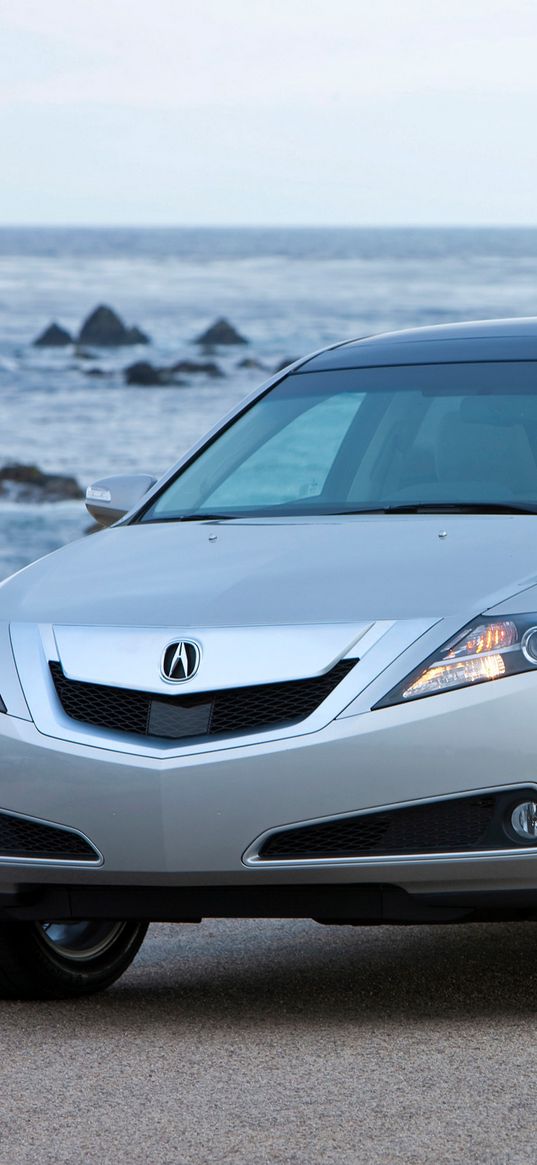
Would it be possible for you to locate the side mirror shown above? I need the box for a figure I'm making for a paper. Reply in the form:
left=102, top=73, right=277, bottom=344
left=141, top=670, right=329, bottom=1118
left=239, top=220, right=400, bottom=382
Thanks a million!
left=85, top=474, right=157, bottom=527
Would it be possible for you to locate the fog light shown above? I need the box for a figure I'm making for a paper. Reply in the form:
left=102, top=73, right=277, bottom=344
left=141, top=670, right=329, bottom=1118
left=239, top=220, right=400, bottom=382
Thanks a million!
left=522, top=627, right=537, bottom=664
left=511, top=801, right=537, bottom=841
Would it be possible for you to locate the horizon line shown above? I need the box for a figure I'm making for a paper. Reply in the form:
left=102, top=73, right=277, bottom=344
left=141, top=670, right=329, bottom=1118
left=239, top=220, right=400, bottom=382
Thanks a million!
left=1, top=221, right=537, bottom=231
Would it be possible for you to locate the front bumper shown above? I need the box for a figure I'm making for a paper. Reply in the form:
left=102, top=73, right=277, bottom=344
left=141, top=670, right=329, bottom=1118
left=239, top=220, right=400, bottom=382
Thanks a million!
left=2, top=668, right=537, bottom=899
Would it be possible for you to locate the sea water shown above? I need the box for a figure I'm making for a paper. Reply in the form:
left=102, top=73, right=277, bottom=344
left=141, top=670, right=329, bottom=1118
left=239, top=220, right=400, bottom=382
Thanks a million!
left=2, top=226, right=537, bottom=578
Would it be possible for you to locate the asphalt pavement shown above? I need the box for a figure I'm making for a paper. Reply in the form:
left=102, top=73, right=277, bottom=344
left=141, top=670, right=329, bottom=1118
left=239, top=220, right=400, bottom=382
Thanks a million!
left=0, top=917, right=535, bottom=1164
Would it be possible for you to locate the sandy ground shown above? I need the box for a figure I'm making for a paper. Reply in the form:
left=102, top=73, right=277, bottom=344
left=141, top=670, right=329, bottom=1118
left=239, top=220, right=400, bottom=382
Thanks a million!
left=0, top=917, right=535, bottom=1164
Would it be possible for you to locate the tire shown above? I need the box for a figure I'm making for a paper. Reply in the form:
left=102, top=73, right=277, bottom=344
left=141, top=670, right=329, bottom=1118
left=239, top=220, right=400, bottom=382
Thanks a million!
left=0, top=919, right=148, bottom=999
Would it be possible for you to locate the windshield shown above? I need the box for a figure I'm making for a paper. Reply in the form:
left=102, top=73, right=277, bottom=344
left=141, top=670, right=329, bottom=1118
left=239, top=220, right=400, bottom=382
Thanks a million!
left=141, top=362, right=537, bottom=521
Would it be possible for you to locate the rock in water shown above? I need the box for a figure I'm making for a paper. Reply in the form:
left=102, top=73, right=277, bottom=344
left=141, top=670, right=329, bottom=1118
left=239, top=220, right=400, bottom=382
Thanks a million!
left=195, top=317, right=248, bottom=346
left=170, top=359, right=224, bottom=378
left=127, top=325, right=150, bottom=344
left=0, top=463, right=83, bottom=502
left=237, top=357, right=267, bottom=370
left=33, top=322, right=73, bottom=347
left=125, top=361, right=165, bottom=385
left=78, top=305, right=150, bottom=347
left=124, top=361, right=186, bottom=386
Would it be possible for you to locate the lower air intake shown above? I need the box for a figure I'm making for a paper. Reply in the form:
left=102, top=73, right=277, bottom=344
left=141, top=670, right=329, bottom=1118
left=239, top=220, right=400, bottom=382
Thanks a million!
left=258, top=795, right=499, bottom=859
left=0, top=812, right=99, bottom=862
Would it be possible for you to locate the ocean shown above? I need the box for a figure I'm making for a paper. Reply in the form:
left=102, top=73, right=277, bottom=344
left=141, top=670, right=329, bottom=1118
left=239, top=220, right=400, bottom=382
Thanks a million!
left=2, top=225, right=537, bottom=578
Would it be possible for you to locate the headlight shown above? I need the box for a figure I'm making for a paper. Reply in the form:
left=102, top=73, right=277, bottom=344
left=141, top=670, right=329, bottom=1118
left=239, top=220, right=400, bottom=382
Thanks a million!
left=375, top=615, right=537, bottom=708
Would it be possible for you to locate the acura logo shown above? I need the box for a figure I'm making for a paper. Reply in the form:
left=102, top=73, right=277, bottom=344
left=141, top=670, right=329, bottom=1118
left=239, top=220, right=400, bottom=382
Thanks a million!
left=161, top=640, right=201, bottom=683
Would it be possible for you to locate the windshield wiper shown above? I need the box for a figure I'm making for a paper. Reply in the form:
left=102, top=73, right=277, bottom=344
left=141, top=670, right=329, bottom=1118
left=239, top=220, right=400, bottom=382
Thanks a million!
left=144, top=512, right=244, bottom=524
left=384, top=502, right=537, bottom=515
left=177, top=512, right=243, bottom=522
left=337, top=502, right=537, bottom=516
left=144, top=503, right=537, bottom=523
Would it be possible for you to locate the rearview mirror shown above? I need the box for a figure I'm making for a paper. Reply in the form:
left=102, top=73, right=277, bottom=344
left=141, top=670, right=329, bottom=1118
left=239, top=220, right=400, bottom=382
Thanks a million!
left=85, top=473, right=157, bottom=527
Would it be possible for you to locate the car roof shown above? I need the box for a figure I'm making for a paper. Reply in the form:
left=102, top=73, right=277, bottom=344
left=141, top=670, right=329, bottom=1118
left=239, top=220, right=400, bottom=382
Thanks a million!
left=300, top=317, right=537, bottom=371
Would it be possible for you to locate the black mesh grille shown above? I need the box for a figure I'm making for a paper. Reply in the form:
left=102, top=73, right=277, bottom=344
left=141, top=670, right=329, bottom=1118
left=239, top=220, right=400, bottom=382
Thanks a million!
left=0, top=812, right=98, bottom=861
left=259, top=795, right=497, bottom=859
left=49, top=659, right=356, bottom=741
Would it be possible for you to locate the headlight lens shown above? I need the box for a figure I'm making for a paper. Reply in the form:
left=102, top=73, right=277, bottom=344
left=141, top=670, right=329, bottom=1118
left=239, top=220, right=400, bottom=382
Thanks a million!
left=375, top=615, right=537, bottom=708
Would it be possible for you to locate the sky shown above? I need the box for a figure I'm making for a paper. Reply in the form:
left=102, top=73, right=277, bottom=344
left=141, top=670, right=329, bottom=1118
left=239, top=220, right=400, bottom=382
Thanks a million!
left=1, top=0, right=537, bottom=226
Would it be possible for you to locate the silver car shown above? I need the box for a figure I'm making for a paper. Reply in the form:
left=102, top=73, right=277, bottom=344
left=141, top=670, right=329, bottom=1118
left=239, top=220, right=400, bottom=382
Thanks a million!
left=3, top=316, right=537, bottom=998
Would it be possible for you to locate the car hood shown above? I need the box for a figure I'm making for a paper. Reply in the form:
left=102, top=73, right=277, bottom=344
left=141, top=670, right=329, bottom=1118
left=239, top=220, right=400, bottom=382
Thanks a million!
left=1, top=513, right=535, bottom=627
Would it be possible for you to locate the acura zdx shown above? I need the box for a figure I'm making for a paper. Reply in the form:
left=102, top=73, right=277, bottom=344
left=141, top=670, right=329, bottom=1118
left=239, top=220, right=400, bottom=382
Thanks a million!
left=3, top=318, right=537, bottom=996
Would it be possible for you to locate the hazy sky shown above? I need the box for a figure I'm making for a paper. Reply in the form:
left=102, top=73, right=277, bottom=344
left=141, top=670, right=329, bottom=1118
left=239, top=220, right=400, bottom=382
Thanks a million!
left=1, top=0, right=537, bottom=225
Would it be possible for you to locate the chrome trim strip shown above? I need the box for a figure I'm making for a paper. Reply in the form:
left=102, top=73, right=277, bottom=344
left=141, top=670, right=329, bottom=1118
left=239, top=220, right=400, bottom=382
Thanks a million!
left=242, top=783, right=537, bottom=869
left=244, top=846, right=537, bottom=870
left=0, top=805, right=103, bottom=868
left=10, top=618, right=434, bottom=760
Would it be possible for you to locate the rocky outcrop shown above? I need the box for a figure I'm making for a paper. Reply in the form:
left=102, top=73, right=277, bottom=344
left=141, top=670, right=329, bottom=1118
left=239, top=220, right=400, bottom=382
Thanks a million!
left=195, top=317, right=248, bottom=346
left=0, top=463, right=83, bottom=502
left=125, top=361, right=165, bottom=386
left=125, top=325, right=149, bottom=344
left=78, top=305, right=150, bottom=347
left=124, top=361, right=185, bottom=386
left=124, top=358, right=224, bottom=385
left=237, top=357, right=267, bottom=370
left=170, top=359, right=224, bottom=378
left=33, top=322, right=73, bottom=347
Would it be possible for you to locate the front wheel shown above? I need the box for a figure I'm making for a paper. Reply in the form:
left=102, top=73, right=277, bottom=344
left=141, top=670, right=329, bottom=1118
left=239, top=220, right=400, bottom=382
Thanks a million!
left=0, top=919, right=148, bottom=999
